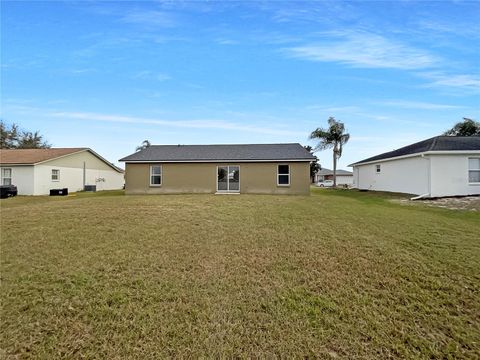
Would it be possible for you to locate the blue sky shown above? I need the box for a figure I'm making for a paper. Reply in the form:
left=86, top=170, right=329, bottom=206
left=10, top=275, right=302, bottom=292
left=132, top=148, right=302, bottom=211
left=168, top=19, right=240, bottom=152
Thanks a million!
left=2, top=1, right=479, bottom=169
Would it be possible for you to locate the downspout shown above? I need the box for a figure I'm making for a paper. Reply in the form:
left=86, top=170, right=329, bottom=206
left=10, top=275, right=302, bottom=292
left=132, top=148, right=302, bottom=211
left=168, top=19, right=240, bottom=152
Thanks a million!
left=83, top=161, right=86, bottom=190
left=352, top=166, right=360, bottom=189
left=410, top=154, right=431, bottom=200
left=354, top=166, right=359, bottom=189
left=411, top=193, right=430, bottom=200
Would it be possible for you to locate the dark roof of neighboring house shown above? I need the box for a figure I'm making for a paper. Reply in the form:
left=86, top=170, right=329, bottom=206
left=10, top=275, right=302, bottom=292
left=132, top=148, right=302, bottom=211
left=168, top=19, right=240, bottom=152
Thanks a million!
left=0, top=148, right=124, bottom=172
left=316, top=168, right=353, bottom=176
left=120, top=143, right=315, bottom=162
left=350, top=136, right=480, bottom=166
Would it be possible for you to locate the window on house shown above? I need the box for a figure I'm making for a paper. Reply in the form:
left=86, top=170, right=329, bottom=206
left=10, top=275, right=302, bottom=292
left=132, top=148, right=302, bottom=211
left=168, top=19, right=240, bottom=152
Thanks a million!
left=150, top=165, right=162, bottom=186
left=277, top=164, right=290, bottom=186
left=376, top=164, right=381, bottom=173
left=1, top=168, right=12, bottom=185
left=51, top=169, right=60, bottom=181
left=468, top=158, right=480, bottom=183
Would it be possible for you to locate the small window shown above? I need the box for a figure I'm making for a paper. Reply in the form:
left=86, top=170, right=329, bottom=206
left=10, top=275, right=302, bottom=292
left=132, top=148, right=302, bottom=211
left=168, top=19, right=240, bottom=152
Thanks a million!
left=1, top=168, right=12, bottom=185
left=150, top=165, right=162, bottom=186
left=277, top=164, right=290, bottom=186
left=468, top=158, right=480, bottom=183
left=376, top=164, right=381, bottom=173
left=51, top=169, right=60, bottom=181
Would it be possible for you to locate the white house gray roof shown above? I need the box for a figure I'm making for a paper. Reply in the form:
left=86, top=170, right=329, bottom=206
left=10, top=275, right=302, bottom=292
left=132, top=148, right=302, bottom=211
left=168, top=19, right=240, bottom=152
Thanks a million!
left=120, top=143, right=315, bottom=162
left=350, top=136, right=480, bottom=166
left=316, top=168, right=353, bottom=176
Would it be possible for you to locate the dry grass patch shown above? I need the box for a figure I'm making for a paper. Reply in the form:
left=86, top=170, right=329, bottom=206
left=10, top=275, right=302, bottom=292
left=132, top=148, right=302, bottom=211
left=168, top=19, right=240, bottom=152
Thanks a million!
left=1, top=189, right=479, bottom=358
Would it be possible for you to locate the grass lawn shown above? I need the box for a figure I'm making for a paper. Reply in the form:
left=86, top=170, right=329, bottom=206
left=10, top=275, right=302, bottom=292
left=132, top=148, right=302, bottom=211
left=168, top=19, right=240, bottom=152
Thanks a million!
left=1, top=189, right=479, bottom=358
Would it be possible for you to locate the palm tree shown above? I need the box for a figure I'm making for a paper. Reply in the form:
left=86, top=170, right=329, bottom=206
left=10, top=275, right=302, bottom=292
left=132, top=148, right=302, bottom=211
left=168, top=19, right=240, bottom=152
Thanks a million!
left=136, top=140, right=151, bottom=152
left=310, top=117, right=350, bottom=188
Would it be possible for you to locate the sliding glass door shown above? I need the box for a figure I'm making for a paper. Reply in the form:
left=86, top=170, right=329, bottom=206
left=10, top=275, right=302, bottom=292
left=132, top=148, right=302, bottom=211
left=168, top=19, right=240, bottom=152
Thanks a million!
left=217, top=166, right=240, bottom=192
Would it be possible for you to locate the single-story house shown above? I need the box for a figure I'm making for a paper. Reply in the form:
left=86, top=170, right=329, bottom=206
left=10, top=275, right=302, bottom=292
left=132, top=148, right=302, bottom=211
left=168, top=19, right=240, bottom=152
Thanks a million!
left=314, top=168, right=353, bottom=186
left=349, top=136, right=480, bottom=198
left=119, top=143, right=315, bottom=195
left=0, top=148, right=124, bottom=195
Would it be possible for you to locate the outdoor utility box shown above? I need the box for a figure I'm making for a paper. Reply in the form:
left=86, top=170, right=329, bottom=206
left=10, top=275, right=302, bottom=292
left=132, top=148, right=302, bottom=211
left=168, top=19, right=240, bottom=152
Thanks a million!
left=84, top=185, right=96, bottom=192
left=50, top=188, right=68, bottom=196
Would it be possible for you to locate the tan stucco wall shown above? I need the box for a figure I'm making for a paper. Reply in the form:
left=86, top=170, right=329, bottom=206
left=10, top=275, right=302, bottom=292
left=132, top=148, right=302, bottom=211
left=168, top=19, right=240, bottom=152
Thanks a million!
left=125, top=162, right=310, bottom=195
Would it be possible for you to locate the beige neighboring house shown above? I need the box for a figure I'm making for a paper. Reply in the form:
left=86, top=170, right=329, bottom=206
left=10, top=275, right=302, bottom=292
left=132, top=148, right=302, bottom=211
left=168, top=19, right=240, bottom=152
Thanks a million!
left=120, top=143, right=315, bottom=195
left=0, top=148, right=124, bottom=195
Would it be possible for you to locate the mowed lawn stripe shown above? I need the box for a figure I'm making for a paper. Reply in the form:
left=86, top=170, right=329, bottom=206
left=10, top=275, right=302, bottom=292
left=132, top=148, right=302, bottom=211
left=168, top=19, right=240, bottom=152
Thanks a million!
left=1, top=189, right=479, bottom=358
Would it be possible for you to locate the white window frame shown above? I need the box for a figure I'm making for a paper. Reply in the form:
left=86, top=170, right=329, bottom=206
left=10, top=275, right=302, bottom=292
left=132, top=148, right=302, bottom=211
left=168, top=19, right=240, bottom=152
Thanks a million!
left=468, top=157, right=480, bottom=184
left=216, top=165, right=240, bottom=193
left=150, top=165, right=162, bottom=186
left=1, top=168, right=12, bottom=185
left=375, top=164, right=381, bottom=174
left=51, top=169, right=60, bottom=182
left=277, top=164, right=290, bottom=186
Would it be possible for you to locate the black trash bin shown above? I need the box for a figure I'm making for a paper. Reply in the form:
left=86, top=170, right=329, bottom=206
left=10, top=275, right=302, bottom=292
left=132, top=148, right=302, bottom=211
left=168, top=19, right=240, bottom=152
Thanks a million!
left=50, top=188, right=68, bottom=196
left=0, top=185, right=18, bottom=198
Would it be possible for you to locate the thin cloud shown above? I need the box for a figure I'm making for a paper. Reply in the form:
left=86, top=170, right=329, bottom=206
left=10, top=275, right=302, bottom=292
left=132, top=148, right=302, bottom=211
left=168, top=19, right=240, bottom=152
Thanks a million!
left=416, top=19, right=480, bottom=39
left=284, top=31, right=438, bottom=70
left=70, top=68, right=96, bottom=74
left=419, top=72, right=480, bottom=91
left=50, top=111, right=305, bottom=136
left=305, top=105, right=362, bottom=113
left=121, top=10, right=176, bottom=27
left=376, top=100, right=465, bottom=110
left=215, top=38, right=239, bottom=45
left=133, top=71, right=171, bottom=82
left=271, top=2, right=357, bottom=24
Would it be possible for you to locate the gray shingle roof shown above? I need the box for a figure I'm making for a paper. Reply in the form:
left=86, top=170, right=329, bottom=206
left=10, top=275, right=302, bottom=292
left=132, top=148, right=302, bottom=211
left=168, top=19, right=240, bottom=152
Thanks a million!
left=351, top=136, right=480, bottom=166
left=316, top=168, right=352, bottom=176
left=119, top=143, right=315, bottom=162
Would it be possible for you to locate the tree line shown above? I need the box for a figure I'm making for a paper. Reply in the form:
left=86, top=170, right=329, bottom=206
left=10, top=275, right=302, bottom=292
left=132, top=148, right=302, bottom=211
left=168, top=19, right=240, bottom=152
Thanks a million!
left=0, top=121, right=50, bottom=149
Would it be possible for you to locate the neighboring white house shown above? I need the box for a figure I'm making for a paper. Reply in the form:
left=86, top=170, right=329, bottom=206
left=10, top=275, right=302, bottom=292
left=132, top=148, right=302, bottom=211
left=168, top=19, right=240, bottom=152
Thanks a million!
left=0, top=148, right=124, bottom=195
left=349, top=136, right=480, bottom=198
left=314, top=168, right=353, bottom=186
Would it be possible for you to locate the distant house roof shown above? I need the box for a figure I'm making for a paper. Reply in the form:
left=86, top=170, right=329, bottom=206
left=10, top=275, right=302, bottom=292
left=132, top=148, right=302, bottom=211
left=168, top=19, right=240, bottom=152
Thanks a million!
left=0, top=148, right=86, bottom=164
left=0, top=148, right=124, bottom=172
left=120, top=143, right=316, bottom=162
left=316, top=168, right=353, bottom=176
left=350, top=136, right=480, bottom=166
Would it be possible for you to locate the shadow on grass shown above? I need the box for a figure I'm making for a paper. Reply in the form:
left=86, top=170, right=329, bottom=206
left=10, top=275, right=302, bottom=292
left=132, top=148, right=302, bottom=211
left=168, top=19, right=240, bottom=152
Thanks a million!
left=311, top=187, right=411, bottom=204
left=73, top=190, right=125, bottom=198
left=0, top=190, right=125, bottom=208
left=311, top=187, right=480, bottom=220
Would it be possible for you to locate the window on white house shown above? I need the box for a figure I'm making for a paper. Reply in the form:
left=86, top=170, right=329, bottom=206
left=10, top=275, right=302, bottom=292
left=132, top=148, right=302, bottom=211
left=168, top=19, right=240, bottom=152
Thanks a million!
left=277, top=164, right=290, bottom=186
left=51, top=169, right=60, bottom=181
left=468, top=158, right=480, bottom=183
left=2, top=168, right=12, bottom=185
left=376, top=164, right=381, bottom=173
left=150, top=165, right=162, bottom=186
